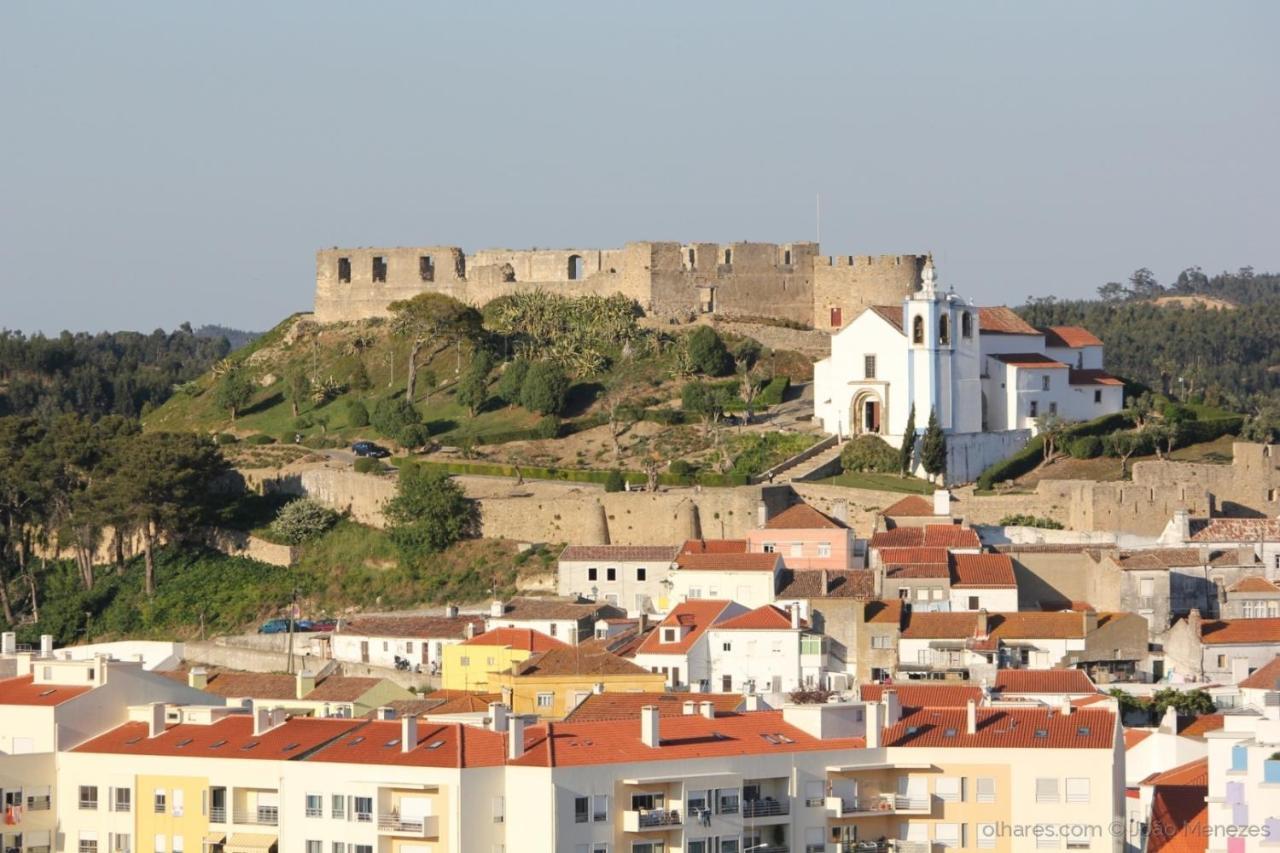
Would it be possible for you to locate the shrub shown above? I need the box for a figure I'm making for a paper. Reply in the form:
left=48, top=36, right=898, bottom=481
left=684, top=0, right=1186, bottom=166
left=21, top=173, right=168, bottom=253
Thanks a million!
left=756, top=376, right=791, bottom=407
left=214, top=432, right=238, bottom=446
left=269, top=498, right=338, bottom=544
left=669, top=459, right=693, bottom=477
left=520, top=362, right=570, bottom=416
left=353, top=457, right=384, bottom=475
left=840, top=435, right=899, bottom=473
left=495, top=359, right=530, bottom=404
left=535, top=415, right=561, bottom=440
left=1067, top=435, right=1103, bottom=459
left=371, top=398, right=428, bottom=447
left=245, top=433, right=275, bottom=446
left=385, top=462, right=475, bottom=559
left=999, top=514, right=1064, bottom=529
left=346, top=399, right=370, bottom=428
left=604, top=470, right=626, bottom=492
left=686, top=326, right=733, bottom=376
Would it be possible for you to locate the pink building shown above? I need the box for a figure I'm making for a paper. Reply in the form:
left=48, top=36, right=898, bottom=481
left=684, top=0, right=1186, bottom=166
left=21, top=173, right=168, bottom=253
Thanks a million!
left=745, top=502, right=858, bottom=571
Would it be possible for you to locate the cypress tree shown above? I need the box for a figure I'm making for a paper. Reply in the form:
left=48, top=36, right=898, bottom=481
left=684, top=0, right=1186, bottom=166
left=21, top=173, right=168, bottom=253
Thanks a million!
left=898, top=404, right=916, bottom=476
left=921, top=407, right=947, bottom=480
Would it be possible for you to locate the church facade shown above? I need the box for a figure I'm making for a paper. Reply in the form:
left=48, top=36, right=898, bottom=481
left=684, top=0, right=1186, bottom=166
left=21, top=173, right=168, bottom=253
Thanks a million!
left=813, top=262, right=1125, bottom=483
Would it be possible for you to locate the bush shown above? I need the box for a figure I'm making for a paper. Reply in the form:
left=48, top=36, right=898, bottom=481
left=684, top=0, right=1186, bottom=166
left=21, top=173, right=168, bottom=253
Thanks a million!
left=686, top=326, right=733, bottom=376
left=346, top=399, right=370, bottom=428
left=840, top=435, right=899, bottom=473
left=269, top=498, right=338, bottom=544
left=669, top=459, right=693, bottom=477
left=371, top=398, right=428, bottom=447
left=999, top=514, right=1064, bottom=529
left=1067, top=436, right=1103, bottom=458
left=245, top=433, right=275, bottom=446
left=214, top=432, right=238, bottom=445
left=604, top=470, right=626, bottom=492
left=757, top=376, right=790, bottom=407
left=495, top=359, right=530, bottom=404
left=535, top=415, right=561, bottom=440
left=353, top=457, right=384, bottom=475
left=520, top=362, right=570, bottom=416
left=385, top=462, right=475, bottom=559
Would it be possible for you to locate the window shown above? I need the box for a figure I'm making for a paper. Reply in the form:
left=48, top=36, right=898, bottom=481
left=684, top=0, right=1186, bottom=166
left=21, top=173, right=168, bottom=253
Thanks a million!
left=372, top=256, right=387, bottom=283
left=1049, top=402, right=1058, bottom=415
left=762, top=542, right=776, bottom=553
left=592, top=793, right=609, bottom=822
left=722, top=642, right=732, bottom=652
left=25, top=786, right=50, bottom=812
left=1035, top=834, right=1059, bottom=849
left=112, top=788, right=131, bottom=812
left=332, top=844, right=345, bottom=853
left=115, top=836, right=132, bottom=853
left=723, top=249, right=732, bottom=265
left=688, top=587, right=703, bottom=599
left=172, top=838, right=184, bottom=853
left=492, top=795, right=504, bottom=823
left=80, top=786, right=98, bottom=810
left=864, top=355, right=877, bottom=379
left=636, top=567, right=647, bottom=581
left=817, top=542, right=831, bottom=558
left=337, top=257, right=351, bottom=283
left=459, top=656, right=470, bottom=666
left=722, top=675, right=733, bottom=692
left=790, top=542, right=804, bottom=557
left=574, top=796, right=589, bottom=823
left=154, top=837, right=165, bottom=853
left=977, top=822, right=997, bottom=849
left=79, top=835, right=98, bottom=853
left=1066, top=840, right=1090, bottom=850
left=976, top=777, right=996, bottom=804
left=306, top=843, right=321, bottom=853
left=968, top=595, right=980, bottom=610
left=939, top=315, right=950, bottom=345
left=962, top=311, right=973, bottom=338
left=935, top=777, right=963, bottom=803
left=568, top=255, right=584, bottom=280
left=719, top=841, right=739, bottom=853
left=1029, top=400, right=1039, bottom=418
left=353, top=796, right=373, bottom=822
left=688, top=842, right=708, bottom=853
left=912, top=315, right=925, bottom=344
left=1094, top=389, right=1102, bottom=403
left=606, top=568, right=617, bottom=581
left=587, top=567, right=598, bottom=581
left=783, top=249, right=792, bottom=266
left=549, top=624, right=558, bottom=637
left=419, top=255, right=434, bottom=282
left=537, top=692, right=554, bottom=708
left=354, top=847, right=372, bottom=853
left=872, top=635, right=893, bottom=649
left=716, top=789, right=739, bottom=815
left=632, top=843, right=657, bottom=853
left=662, top=628, right=679, bottom=643
left=331, top=794, right=345, bottom=819
left=1042, top=375, right=1051, bottom=391
left=688, top=248, right=696, bottom=268
left=305, top=793, right=322, bottom=817
left=935, top=823, right=961, bottom=848
left=1035, top=778, right=1059, bottom=803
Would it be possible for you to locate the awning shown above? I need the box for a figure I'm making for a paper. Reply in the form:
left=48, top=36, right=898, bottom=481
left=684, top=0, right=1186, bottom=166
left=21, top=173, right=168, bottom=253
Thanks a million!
left=223, top=834, right=277, bottom=853
left=203, top=833, right=227, bottom=845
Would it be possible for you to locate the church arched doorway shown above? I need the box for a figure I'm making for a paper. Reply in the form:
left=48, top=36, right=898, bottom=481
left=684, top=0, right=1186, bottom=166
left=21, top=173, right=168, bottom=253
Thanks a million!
left=851, top=391, right=883, bottom=435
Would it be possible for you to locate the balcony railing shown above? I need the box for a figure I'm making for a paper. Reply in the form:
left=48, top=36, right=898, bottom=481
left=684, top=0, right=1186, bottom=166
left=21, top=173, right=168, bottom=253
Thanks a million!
left=209, top=807, right=226, bottom=823
left=623, top=808, right=682, bottom=833
left=232, top=808, right=279, bottom=826
left=826, top=795, right=930, bottom=816
left=833, top=842, right=929, bottom=853
left=376, top=814, right=439, bottom=837
left=744, top=844, right=787, bottom=853
left=743, top=798, right=790, bottom=818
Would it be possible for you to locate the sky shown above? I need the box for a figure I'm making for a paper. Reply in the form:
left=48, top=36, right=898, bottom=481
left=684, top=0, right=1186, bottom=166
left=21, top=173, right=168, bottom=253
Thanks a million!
left=2, top=2, right=1277, bottom=334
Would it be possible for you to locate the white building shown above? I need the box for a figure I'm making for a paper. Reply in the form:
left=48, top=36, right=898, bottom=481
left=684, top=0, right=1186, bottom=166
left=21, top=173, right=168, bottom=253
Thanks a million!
left=813, top=260, right=1124, bottom=482
left=631, top=600, right=745, bottom=690
left=556, top=544, right=680, bottom=614
left=326, top=613, right=483, bottom=673
left=669, top=546, right=782, bottom=610
left=705, top=604, right=825, bottom=697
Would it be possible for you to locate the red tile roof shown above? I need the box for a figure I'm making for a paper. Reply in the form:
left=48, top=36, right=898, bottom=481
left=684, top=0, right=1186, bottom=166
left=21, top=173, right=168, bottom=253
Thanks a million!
left=1124, top=728, right=1152, bottom=750
left=306, top=676, right=392, bottom=702
left=1176, top=714, right=1225, bottom=738
left=508, top=709, right=865, bottom=767
left=160, top=669, right=390, bottom=703
left=509, top=646, right=655, bottom=678
left=1069, top=369, right=1124, bottom=386
left=1114, top=549, right=1208, bottom=570
left=713, top=604, right=801, bottom=631
left=882, top=495, right=937, bottom=518
left=461, top=627, right=570, bottom=652
left=870, top=304, right=905, bottom=333
left=885, top=706, right=1115, bottom=749
left=679, top=539, right=748, bottom=555
left=859, top=683, right=982, bottom=708
left=565, top=692, right=743, bottom=722
left=1228, top=575, right=1280, bottom=593
left=1146, top=786, right=1208, bottom=853
left=635, top=601, right=738, bottom=656
left=902, top=610, right=1107, bottom=640
left=878, top=546, right=951, bottom=566
left=865, top=599, right=904, bottom=625
left=1198, top=617, right=1280, bottom=645
left=492, top=596, right=616, bottom=621
left=340, top=615, right=484, bottom=640
left=1146, top=757, right=1209, bottom=788
left=559, top=544, right=680, bottom=562
left=308, top=719, right=507, bottom=768
left=989, top=352, right=1069, bottom=369
left=1190, top=518, right=1280, bottom=542
left=73, top=714, right=360, bottom=759
left=950, top=553, right=1017, bottom=587
left=764, top=503, right=848, bottom=530
left=0, top=675, right=92, bottom=706
left=1238, top=655, right=1280, bottom=689
left=886, top=563, right=950, bottom=580
left=870, top=525, right=981, bottom=549
left=1041, top=326, right=1103, bottom=348
left=993, top=669, right=1096, bottom=695
left=774, top=569, right=875, bottom=599
left=978, top=307, right=1039, bottom=335
left=674, top=552, right=781, bottom=571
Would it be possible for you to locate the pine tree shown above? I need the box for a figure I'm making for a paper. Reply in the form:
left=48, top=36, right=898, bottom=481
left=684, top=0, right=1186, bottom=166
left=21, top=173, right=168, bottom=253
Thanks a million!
left=898, top=404, right=916, bottom=476
left=921, top=407, right=947, bottom=480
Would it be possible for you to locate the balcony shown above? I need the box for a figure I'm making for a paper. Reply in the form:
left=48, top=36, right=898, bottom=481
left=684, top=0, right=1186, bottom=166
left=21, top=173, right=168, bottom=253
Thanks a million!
left=623, top=808, right=682, bottom=833
left=232, top=808, right=279, bottom=827
left=743, top=798, right=791, bottom=819
left=745, top=845, right=788, bottom=853
left=209, top=807, right=227, bottom=824
left=377, top=814, right=440, bottom=838
left=829, top=843, right=929, bottom=853
left=825, top=794, right=930, bottom=817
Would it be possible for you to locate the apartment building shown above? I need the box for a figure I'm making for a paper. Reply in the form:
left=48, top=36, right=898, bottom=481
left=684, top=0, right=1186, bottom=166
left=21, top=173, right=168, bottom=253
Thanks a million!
left=1203, top=694, right=1280, bottom=853
left=631, top=600, right=745, bottom=690
left=440, top=627, right=568, bottom=692
left=556, top=545, right=681, bottom=614
left=705, top=604, right=830, bottom=695
left=745, top=502, right=859, bottom=571
left=324, top=614, right=484, bottom=673
left=485, top=597, right=625, bottom=646
left=671, top=546, right=784, bottom=610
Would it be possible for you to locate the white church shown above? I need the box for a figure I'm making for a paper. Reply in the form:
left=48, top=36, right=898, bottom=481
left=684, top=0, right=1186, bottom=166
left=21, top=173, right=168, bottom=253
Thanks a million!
left=813, top=261, right=1125, bottom=483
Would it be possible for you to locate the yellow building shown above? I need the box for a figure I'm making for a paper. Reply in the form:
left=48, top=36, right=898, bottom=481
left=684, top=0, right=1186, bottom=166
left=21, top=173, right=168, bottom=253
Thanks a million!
left=440, top=627, right=567, bottom=692
left=485, top=646, right=667, bottom=719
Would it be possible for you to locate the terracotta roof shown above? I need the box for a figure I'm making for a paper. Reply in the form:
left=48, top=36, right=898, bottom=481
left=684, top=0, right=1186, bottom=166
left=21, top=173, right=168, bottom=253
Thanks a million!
left=674, top=552, right=781, bottom=571
left=565, top=692, right=743, bottom=722
left=901, top=611, right=984, bottom=639
left=1198, top=617, right=1280, bottom=645
left=1114, top=549, right=1207, bottom=570
left=461, top=627, right=570, bottom=652
left=73, top=714, right=359, bottom=759
left=870, top=304, right=905, bottom=333
left=635, top=600, right=738, bottom=656
left=1146, top=786, right=1208, bottom=853
left=865, top=599, right=904, bottom=625
left=870, top=525, right=981, bottom=549
left=1176, top=714, right=1225, bottom=738
left=884, top=706, right=1115, bottom=749
left=1124, top=728, right=1152, bottom=750
left=159, top=669, right=390, bottom=703
left=764, top=503, right=848, bottom=530
left=713, top=604, right=802, bottom=631
left=988, top=352, right=1069, bottom=369
left=902, top=610, right=1105, bottom=641
left=886, top=563, right=950, bottom=579
left=1228, top=575, right=1280, bottom=593
left=1189, top=518, right=1280, bottom=542
left=679, top=539, right=748, bottom=555
left=993, top=669, right=1095, bottom=695
left=1069, top=369, right=1124, bottom=386
left=775, top=569, right=875, bottom=599
left=950, top=553, right=1017, bottom=587
left=365, top=698, right=447, bottom=718
left=559, top=544, right=680, bottom=562
left=882, top=495, right=937, bottom=518
left=0, top=675, right=93, bottom=706
left=978, top=306, right=1039, bottom=335
left=508, top=709, right=865, bottom=768
left=308, top=719, right=506, bottom=768
left=859, top=683, right=982, bottom=708
left=877, top=546, right=951, bottom=566
left=1041, top=326, right=1103, bottom=348
left=491, top=596, right=615, bottom=621
left=1238, top=655, right=1280, bottom=689
left=510, top=646, right=654, bottom=678
left=340, top=615, right=484, bottom=640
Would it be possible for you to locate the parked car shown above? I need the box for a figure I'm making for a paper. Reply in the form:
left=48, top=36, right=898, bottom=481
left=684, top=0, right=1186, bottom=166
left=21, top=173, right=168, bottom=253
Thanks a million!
left=351, top=441, right=390, bottom=458
left=310, top=618, right=338, bottom=633
left=258, top=618, right=315, bottom=634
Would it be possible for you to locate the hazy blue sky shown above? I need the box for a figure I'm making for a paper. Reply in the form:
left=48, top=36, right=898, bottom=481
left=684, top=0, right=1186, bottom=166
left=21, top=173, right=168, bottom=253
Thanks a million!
left=2, top=2, right=1276, bottom=334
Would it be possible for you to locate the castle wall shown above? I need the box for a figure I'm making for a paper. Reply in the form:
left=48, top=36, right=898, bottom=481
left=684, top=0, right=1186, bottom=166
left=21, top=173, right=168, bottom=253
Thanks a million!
left=813, top=253, right=926, bottom=330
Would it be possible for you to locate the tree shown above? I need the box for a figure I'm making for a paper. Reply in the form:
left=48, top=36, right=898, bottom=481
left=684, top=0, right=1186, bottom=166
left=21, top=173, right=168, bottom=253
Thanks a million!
left=601, top=380, right=637, bottom=462
left=1151, top=687, right=1216, bottom=717
left=1096, top=281, right=1128, bottom=302
left=345, top=399, right=370, bottom=428
left=495, top=359, right=530, bottom=405
left=1128, top=267, right=1164, bottom=299
left=681, top=381, right=729, bottom=437
left=840, top=435, right=898, bottom=474
left=1243, top=399, right=1280, bottom=444
left=455, top=352, right=494, bottom=417
left=1105, top=431, right=1142, bottom=478
left=920, top=407, right=947, bottom=480
left=519, top=362, right=569, bottom=416
left=384, top=463, right=474, bottom=562
left=269, top=498, right=338, bottom=545
left=1035, top=412, right=1067, bottom=462
left=370, top=398, right=429, bottom=449
left=735, top=346, right=765, bottom=425
left=686, top=327, right=733, bottom=376
left=285, top=368, right=311, bottom=418
left=214, top=367, right=254, bottom=422
left=389, top=294, right=481, bottom=403
left=898, top=405, right=916, bottom=476
left=1130, top=392, right=1156, bottom=431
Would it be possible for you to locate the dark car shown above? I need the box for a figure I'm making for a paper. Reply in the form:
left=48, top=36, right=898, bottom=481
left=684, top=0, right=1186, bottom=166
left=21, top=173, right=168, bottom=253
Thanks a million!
left=351, top=441, right=391, bottom=458
left=310, top=618, right=338, bottom=633
left=258, top=618, right=315, bottom=634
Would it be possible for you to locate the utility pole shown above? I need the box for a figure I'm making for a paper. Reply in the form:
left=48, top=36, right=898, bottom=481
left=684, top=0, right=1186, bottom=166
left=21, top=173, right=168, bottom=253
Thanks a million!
left=286, top=586, right=298, bottom=675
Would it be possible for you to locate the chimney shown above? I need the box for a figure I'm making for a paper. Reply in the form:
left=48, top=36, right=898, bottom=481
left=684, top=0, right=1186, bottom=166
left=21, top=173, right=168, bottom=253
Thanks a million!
left=637, top=612, right=649, bottom=634
left=976, top=609, right=989, bottom=637
left=271, top=706, right=288, bottom=728
left=832, top=499, right=848, bottom=525
left=1159, top=704, right=1178, bottom=734
left=400, top=714, right=418, bottom=753
left=592, top=682, right=605, bottom=695
left=883, top=690, right=901, bottom=726
left=465, top=621, right=477, bottom=640
left=1173, top=507, right=1191, bottom=543
left=1082, top=607, right=1098, bottom=635
left=39, top=634, right=53, bottom=658
left=865, top=701, right=882, bottom=749
left=1060, top=696, right=1074, bottom=716
left=188, top=666, right=209, bottom=690
left=375, top=706, right=395, bottom=721
left=933, top=489, right=951, bottom=517
left=790, top=604, right=801, bottom=630
left=965, top=699, right=977, bottom=735
left=490, top=599, right=505, bottom=619
left=0, top=632, right=15, bottom=656
left=253, top=705, right=273, bottom=736
left=507, top=715, right=526, bottom=760
left=296, top=670, right=316, bottom=699
left=744, top=694, right=762, bottom=712
left=640, top=705, right=660, bottom=747
left=148, top=702, right=166, bottom=738
left=488, top=702, right=509, bottom=732
left=757, top=500, right=768, bottom=528
left=444, top=603, right=459, bottom=618
left=683, top=700, right=697, bottom=715
left=1187, top=608, right=1203, bottom=639
left=699, top=701, right=716, bottom=719
left=820, top=569, right=829, bottom=597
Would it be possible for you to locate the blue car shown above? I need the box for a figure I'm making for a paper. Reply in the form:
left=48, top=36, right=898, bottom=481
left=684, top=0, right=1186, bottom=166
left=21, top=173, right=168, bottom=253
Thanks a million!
left=351, top=441, right=390, bottom=458
left=258, top=619, right=315, bottom=634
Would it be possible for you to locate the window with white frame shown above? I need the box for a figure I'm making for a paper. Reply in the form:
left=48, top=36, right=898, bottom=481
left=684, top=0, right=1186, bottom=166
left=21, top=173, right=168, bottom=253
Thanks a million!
left=976, top=777, right=995, bottom=803
left=790, top=542, right=804, bottom=557
left=112, top=788, right=130, bottom=812
left=172, top=790, right=183, bottom=817
left=935, top=777, right=963, bottom=803
left=592, top=793, right=609, bottom=821
left=154, top=836, right=165, bottom=853
left=305, top=842, right=321, bottom=853
left=354, top=846, right=372, bottom=853
left=716, top=788, right=739, bottom=815
left=817, top=542, right=831, bottom=558
left=492, top=795, right=504, bottom=823
left=330, top=794, right=344, bottom=819
left=1065, top=778, right=1090, bottom=804
left=78, top=834, right=98, bottom=853
left=762, top=543, right=776, bottom=553
left=172, top=837, right=183, bottom=853
left=871, top=635, right=893, bottom=649
left=935, top=823, right=962, bottom=848
left=332, top=844, right=345, bottom=853
left=353, top=796, right=373, bottom=822
left=305, top=794, right=322, bottom=817
left=1035, top=833, right=1059, bottom=849
left=1035, top=778, right=1059, bottom=803
left=154, top=790, right=167, bottom=815
left=977, top=822, right=997, bottom=849
left=574, top=796, right=589, bottom=823
left=719, top=840, right=739, bottom=853
left=114, top=835, right=131, bottom=853
left=537, top=692, right=554, bottom=708
left=79, top=786, right=98, bottom=810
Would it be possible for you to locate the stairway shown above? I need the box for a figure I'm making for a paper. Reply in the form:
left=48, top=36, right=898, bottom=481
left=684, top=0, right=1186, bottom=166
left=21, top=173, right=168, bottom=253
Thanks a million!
left=770, top=437, right=845, bottom=483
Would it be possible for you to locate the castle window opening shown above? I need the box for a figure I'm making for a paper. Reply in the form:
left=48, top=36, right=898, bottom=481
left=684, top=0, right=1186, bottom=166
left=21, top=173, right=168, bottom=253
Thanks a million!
left=912, top=315, right=925, bottom=344
left=337, top=257, right=351, bottom=283
left=419, top=255, right=434, bottom=282
left=864, top=355, right=876, bottom=380
left=723, top=248, right=732, bottom=265
left=567, top=254, right=584, bottom=281
left=688, top=248, right=695, bottom=269
left=961, top=311, right=973, bottom=338
left=830, top=307, right=842, bottom=328
left=939, top=315, right=950, bottom=345
left=372, top=256, right=387, bottom=283
left=455, top=253, right=466, bottom=279
left=783, top=249, right=792, bottom=266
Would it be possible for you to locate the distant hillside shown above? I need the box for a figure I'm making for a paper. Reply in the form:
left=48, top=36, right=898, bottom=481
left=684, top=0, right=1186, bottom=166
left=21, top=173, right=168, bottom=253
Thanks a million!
left=195, top=324, right=262, bottom=351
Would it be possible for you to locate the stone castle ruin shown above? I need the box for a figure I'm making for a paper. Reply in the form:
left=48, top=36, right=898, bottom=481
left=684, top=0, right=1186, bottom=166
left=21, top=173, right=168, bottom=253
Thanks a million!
left=314, top=241, right=927, bottom=329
